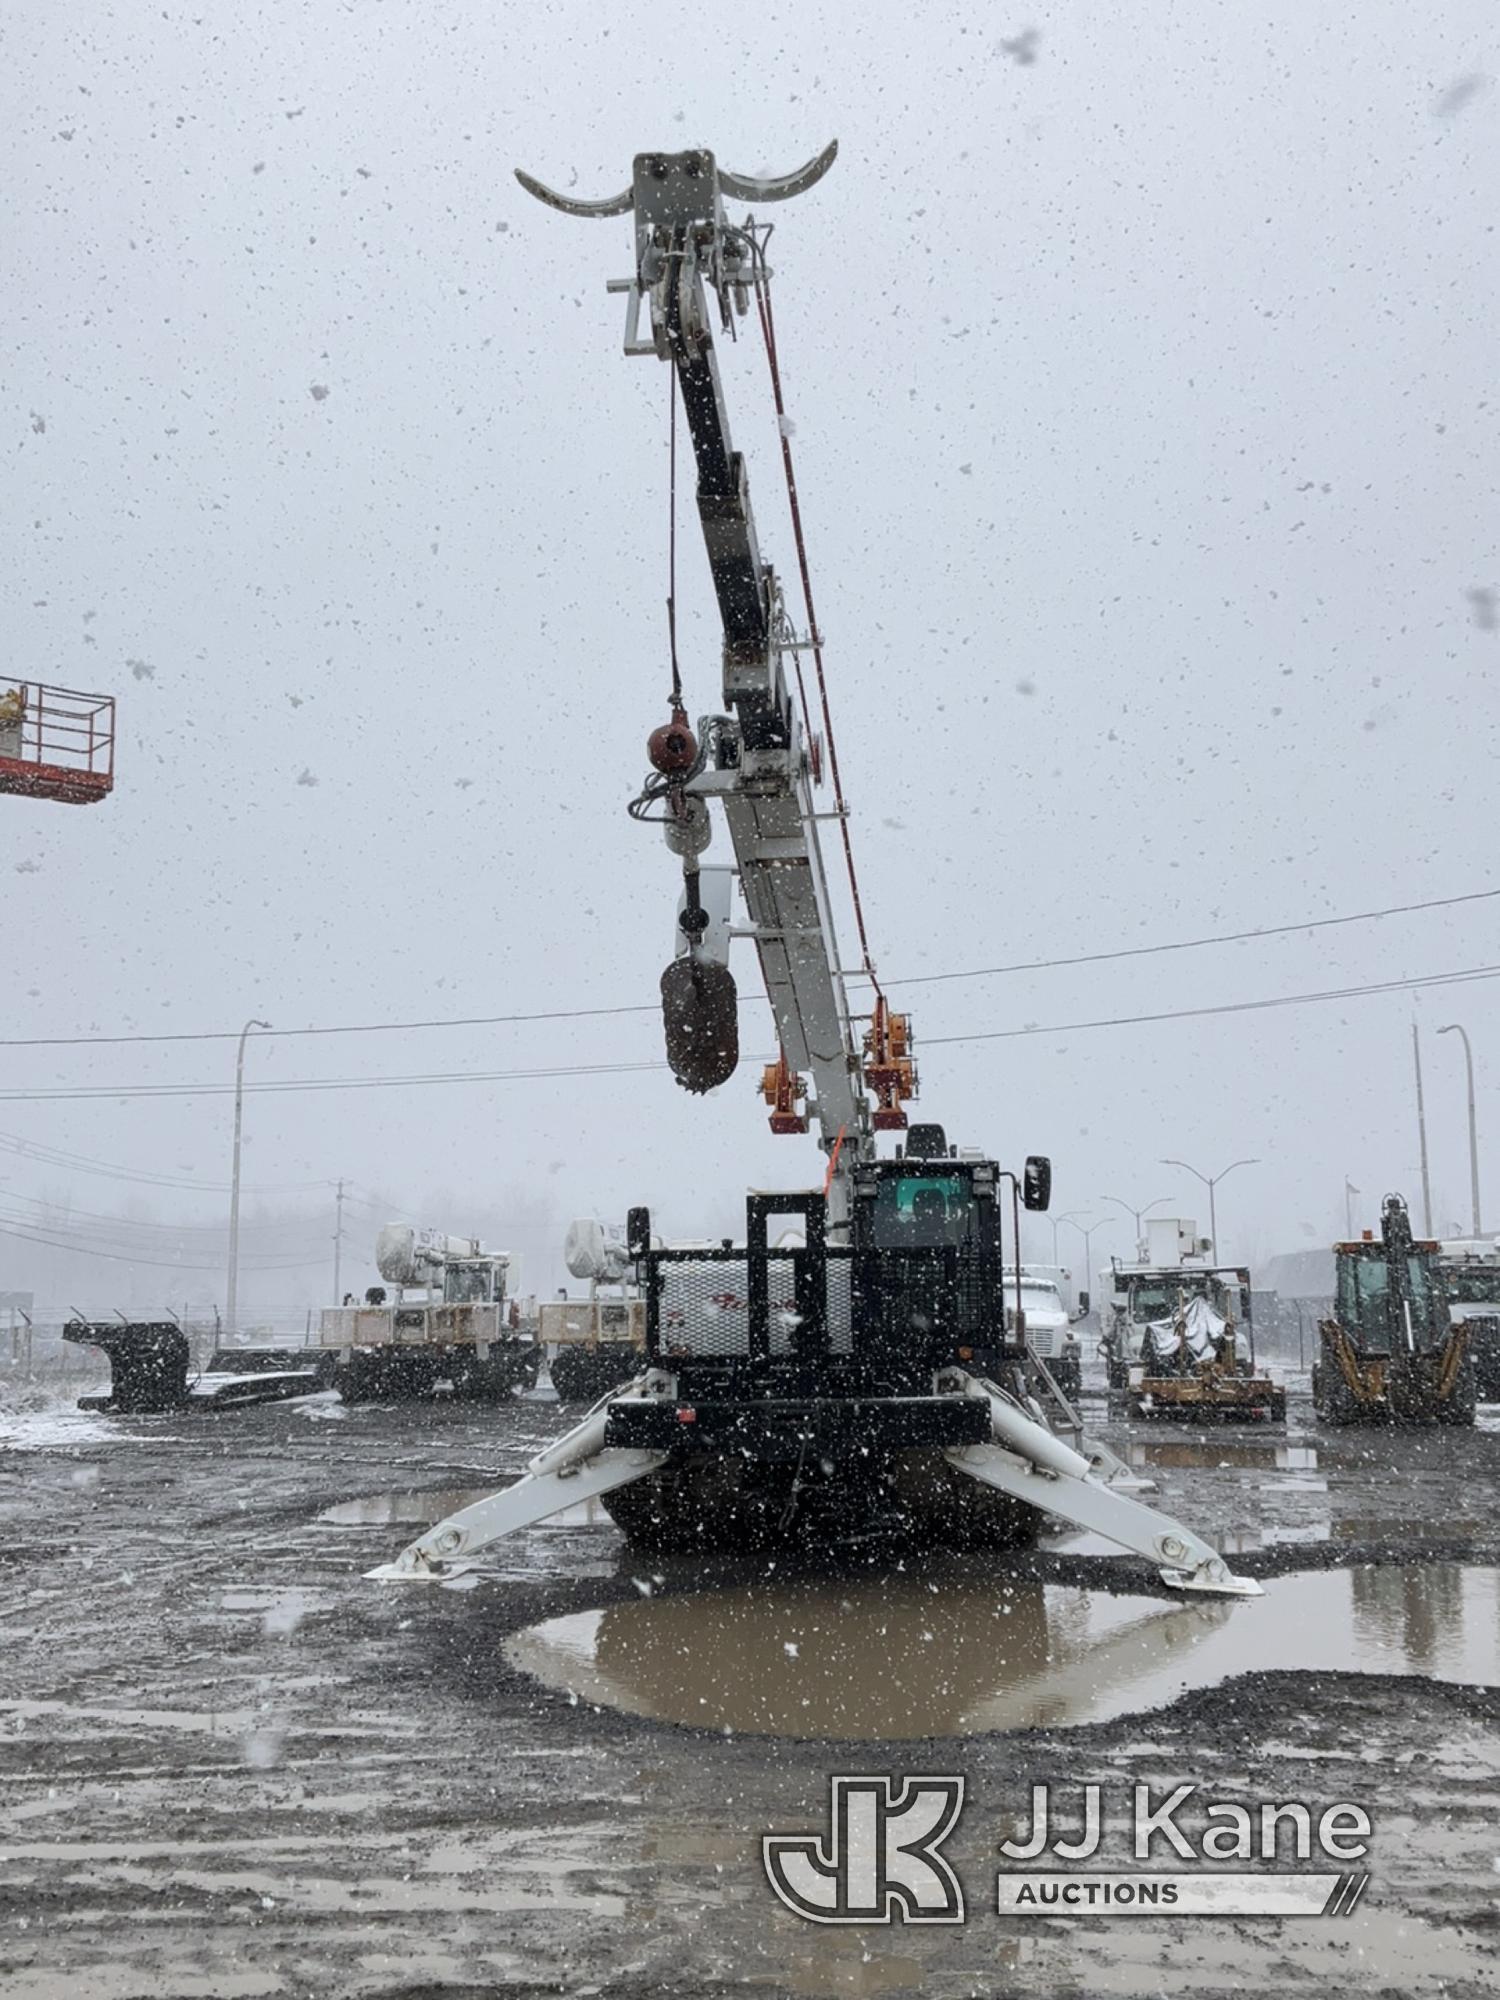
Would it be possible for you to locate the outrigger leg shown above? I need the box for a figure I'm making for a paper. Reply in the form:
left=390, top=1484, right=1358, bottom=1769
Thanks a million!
left=368, top=1366, right=1258, bottom=1598
left=944, top=1371, right=1262, bottom=1597
left=366, top=1374, right=669, bottom=1582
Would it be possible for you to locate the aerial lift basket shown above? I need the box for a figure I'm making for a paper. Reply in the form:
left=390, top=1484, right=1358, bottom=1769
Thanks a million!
left=0, top=682, right=115, bottom=805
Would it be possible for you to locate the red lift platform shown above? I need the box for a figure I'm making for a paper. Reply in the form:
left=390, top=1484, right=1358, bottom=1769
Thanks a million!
left=0, top=682, right=115, bottom=805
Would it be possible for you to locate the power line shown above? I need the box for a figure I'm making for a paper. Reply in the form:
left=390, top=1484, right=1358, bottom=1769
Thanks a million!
left=0, top=1130, right=328, bottom=1196
left=0, top=961, right=1496, bottom=1105
left=0, top=885, right=1492, bottom=1052
left=0, top=1219, right=330, bottom=1272
left=875, top=884, right=1500, bottom=991
left=338, top=1185, right=410, bottom=1215
left=0, top=1187, right=333, bottom=1238
left=0, top=1135, right=388, bottom=1215
left=0, top=999, right=660, bottom=1051
left=922, top=963, right=1500, bottom=1048
left=0, top=1059, right=667, bottom=1105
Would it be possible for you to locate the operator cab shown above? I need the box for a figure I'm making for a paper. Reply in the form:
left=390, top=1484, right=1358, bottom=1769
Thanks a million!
left=624, top=1129, right=1051, bottom=1399
left=1334, top=1212, right=1443, bottom=1356
left=849, top=1130, right=1050, bottom=1387
left=444, top=1259, right=505, bottom=1307
left=1124, top=1268, right=1251, bottom=1330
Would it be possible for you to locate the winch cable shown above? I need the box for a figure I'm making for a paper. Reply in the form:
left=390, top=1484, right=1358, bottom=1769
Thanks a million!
left=751, top=235, right=883, bottom=1003
left=666, top=364, right=684, bottom=713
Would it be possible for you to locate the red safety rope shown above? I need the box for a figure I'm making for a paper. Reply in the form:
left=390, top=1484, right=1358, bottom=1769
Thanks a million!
left=823, top=1124, right=848, bottom=1195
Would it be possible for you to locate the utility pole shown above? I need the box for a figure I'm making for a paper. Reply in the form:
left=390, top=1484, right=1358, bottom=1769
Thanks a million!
left=1412, top=1022, right=1433, bottom=1236
left=333, top=1178, right=345, bottom=1304
left=1344, top=1178, right=1360, bottom=1238
left=226, top=1018, right=271, bottom=1335
left=1437, top=1023, right=1482, bottom=1236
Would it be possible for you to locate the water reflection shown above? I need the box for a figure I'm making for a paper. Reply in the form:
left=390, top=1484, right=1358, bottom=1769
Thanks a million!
left=505, top=1562, right=1500, bottom=1740
left=319, top=1488, right=609, bottom=1528
left=1125, top=1440, right=1318, bottom=1472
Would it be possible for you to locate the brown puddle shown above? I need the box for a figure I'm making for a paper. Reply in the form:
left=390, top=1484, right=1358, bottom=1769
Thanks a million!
left=503, top=1562, right=1500, bottom=1740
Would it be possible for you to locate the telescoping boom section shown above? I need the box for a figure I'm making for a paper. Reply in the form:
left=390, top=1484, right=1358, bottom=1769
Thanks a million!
left=369, top=146, right=1259, bottom=1599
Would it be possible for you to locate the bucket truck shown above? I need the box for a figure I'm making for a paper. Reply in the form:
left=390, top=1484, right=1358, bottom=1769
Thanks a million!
left=540, top=1220, right=647, bottom=1401
left=320, top=1224, right=539, bottom=1402
left=371, top=146, right=1257, bottom=1597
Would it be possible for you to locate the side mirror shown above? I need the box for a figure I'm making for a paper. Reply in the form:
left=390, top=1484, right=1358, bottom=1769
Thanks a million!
left=1074, top=1289, right=1090, bottom=1319
left=626, top=1206, right=652, bottom=1260
left=1022, top=1156, right=1052, bottom=1212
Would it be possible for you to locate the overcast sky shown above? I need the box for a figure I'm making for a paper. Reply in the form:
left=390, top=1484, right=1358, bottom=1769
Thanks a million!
left=3, top=1, right=1496, bottom=1319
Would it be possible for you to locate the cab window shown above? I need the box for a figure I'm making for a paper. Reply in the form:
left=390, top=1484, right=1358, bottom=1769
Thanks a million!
left=870, top=1175, right=977, bottom=1249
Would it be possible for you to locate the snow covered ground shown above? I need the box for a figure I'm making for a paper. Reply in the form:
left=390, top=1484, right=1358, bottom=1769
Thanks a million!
left=0, top=1384, right=146, bottom=1452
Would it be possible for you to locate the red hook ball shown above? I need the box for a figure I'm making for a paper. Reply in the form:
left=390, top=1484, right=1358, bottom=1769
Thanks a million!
left=648, top=709, right=698, bottom=775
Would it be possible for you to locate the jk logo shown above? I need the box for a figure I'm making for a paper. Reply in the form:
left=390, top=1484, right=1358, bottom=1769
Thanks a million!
left=763, top=1776, right=966, bottom=1924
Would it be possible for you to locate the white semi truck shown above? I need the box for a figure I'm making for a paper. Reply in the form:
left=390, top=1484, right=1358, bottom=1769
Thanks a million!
left=319, top=1225, right=539, bottom=1402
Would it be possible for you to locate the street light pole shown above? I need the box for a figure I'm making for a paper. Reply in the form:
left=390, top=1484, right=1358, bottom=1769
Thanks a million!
left=1437, top=1024, right=1482, bottom=1236
left=1412, top=1023, right=1434, bottom=1237
left=1159, top=1156, right=1259, bottom=1263
left=1063, top=1215, right=1113, bottom=1299
left=333, top=1178, right=345, bottom=1305
left=1100, top=1192, right=1175, bottom=1261
left=1050, top=1210, right=1088, bottom=1264
left=226, top=1018, right=271, bottom=1335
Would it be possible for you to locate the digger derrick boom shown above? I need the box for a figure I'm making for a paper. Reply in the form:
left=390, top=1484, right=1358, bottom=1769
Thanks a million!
left=518, top=145, right=904, bottom=1181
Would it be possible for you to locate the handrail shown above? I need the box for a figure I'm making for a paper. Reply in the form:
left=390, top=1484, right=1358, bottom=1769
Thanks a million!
left=0, top=680, right=116, bottom=796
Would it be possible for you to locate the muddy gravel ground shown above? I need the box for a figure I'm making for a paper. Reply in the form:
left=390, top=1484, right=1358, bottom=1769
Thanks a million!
left=2, top=1377, right=1498, bottom=2000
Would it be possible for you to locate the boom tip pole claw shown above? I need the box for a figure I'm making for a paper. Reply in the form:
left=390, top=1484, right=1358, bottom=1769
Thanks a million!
left=513, top=168, right=634, bottom=219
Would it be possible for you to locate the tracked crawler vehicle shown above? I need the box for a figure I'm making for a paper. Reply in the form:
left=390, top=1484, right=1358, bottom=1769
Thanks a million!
left=371, top=145, right=1256, bottom=1597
